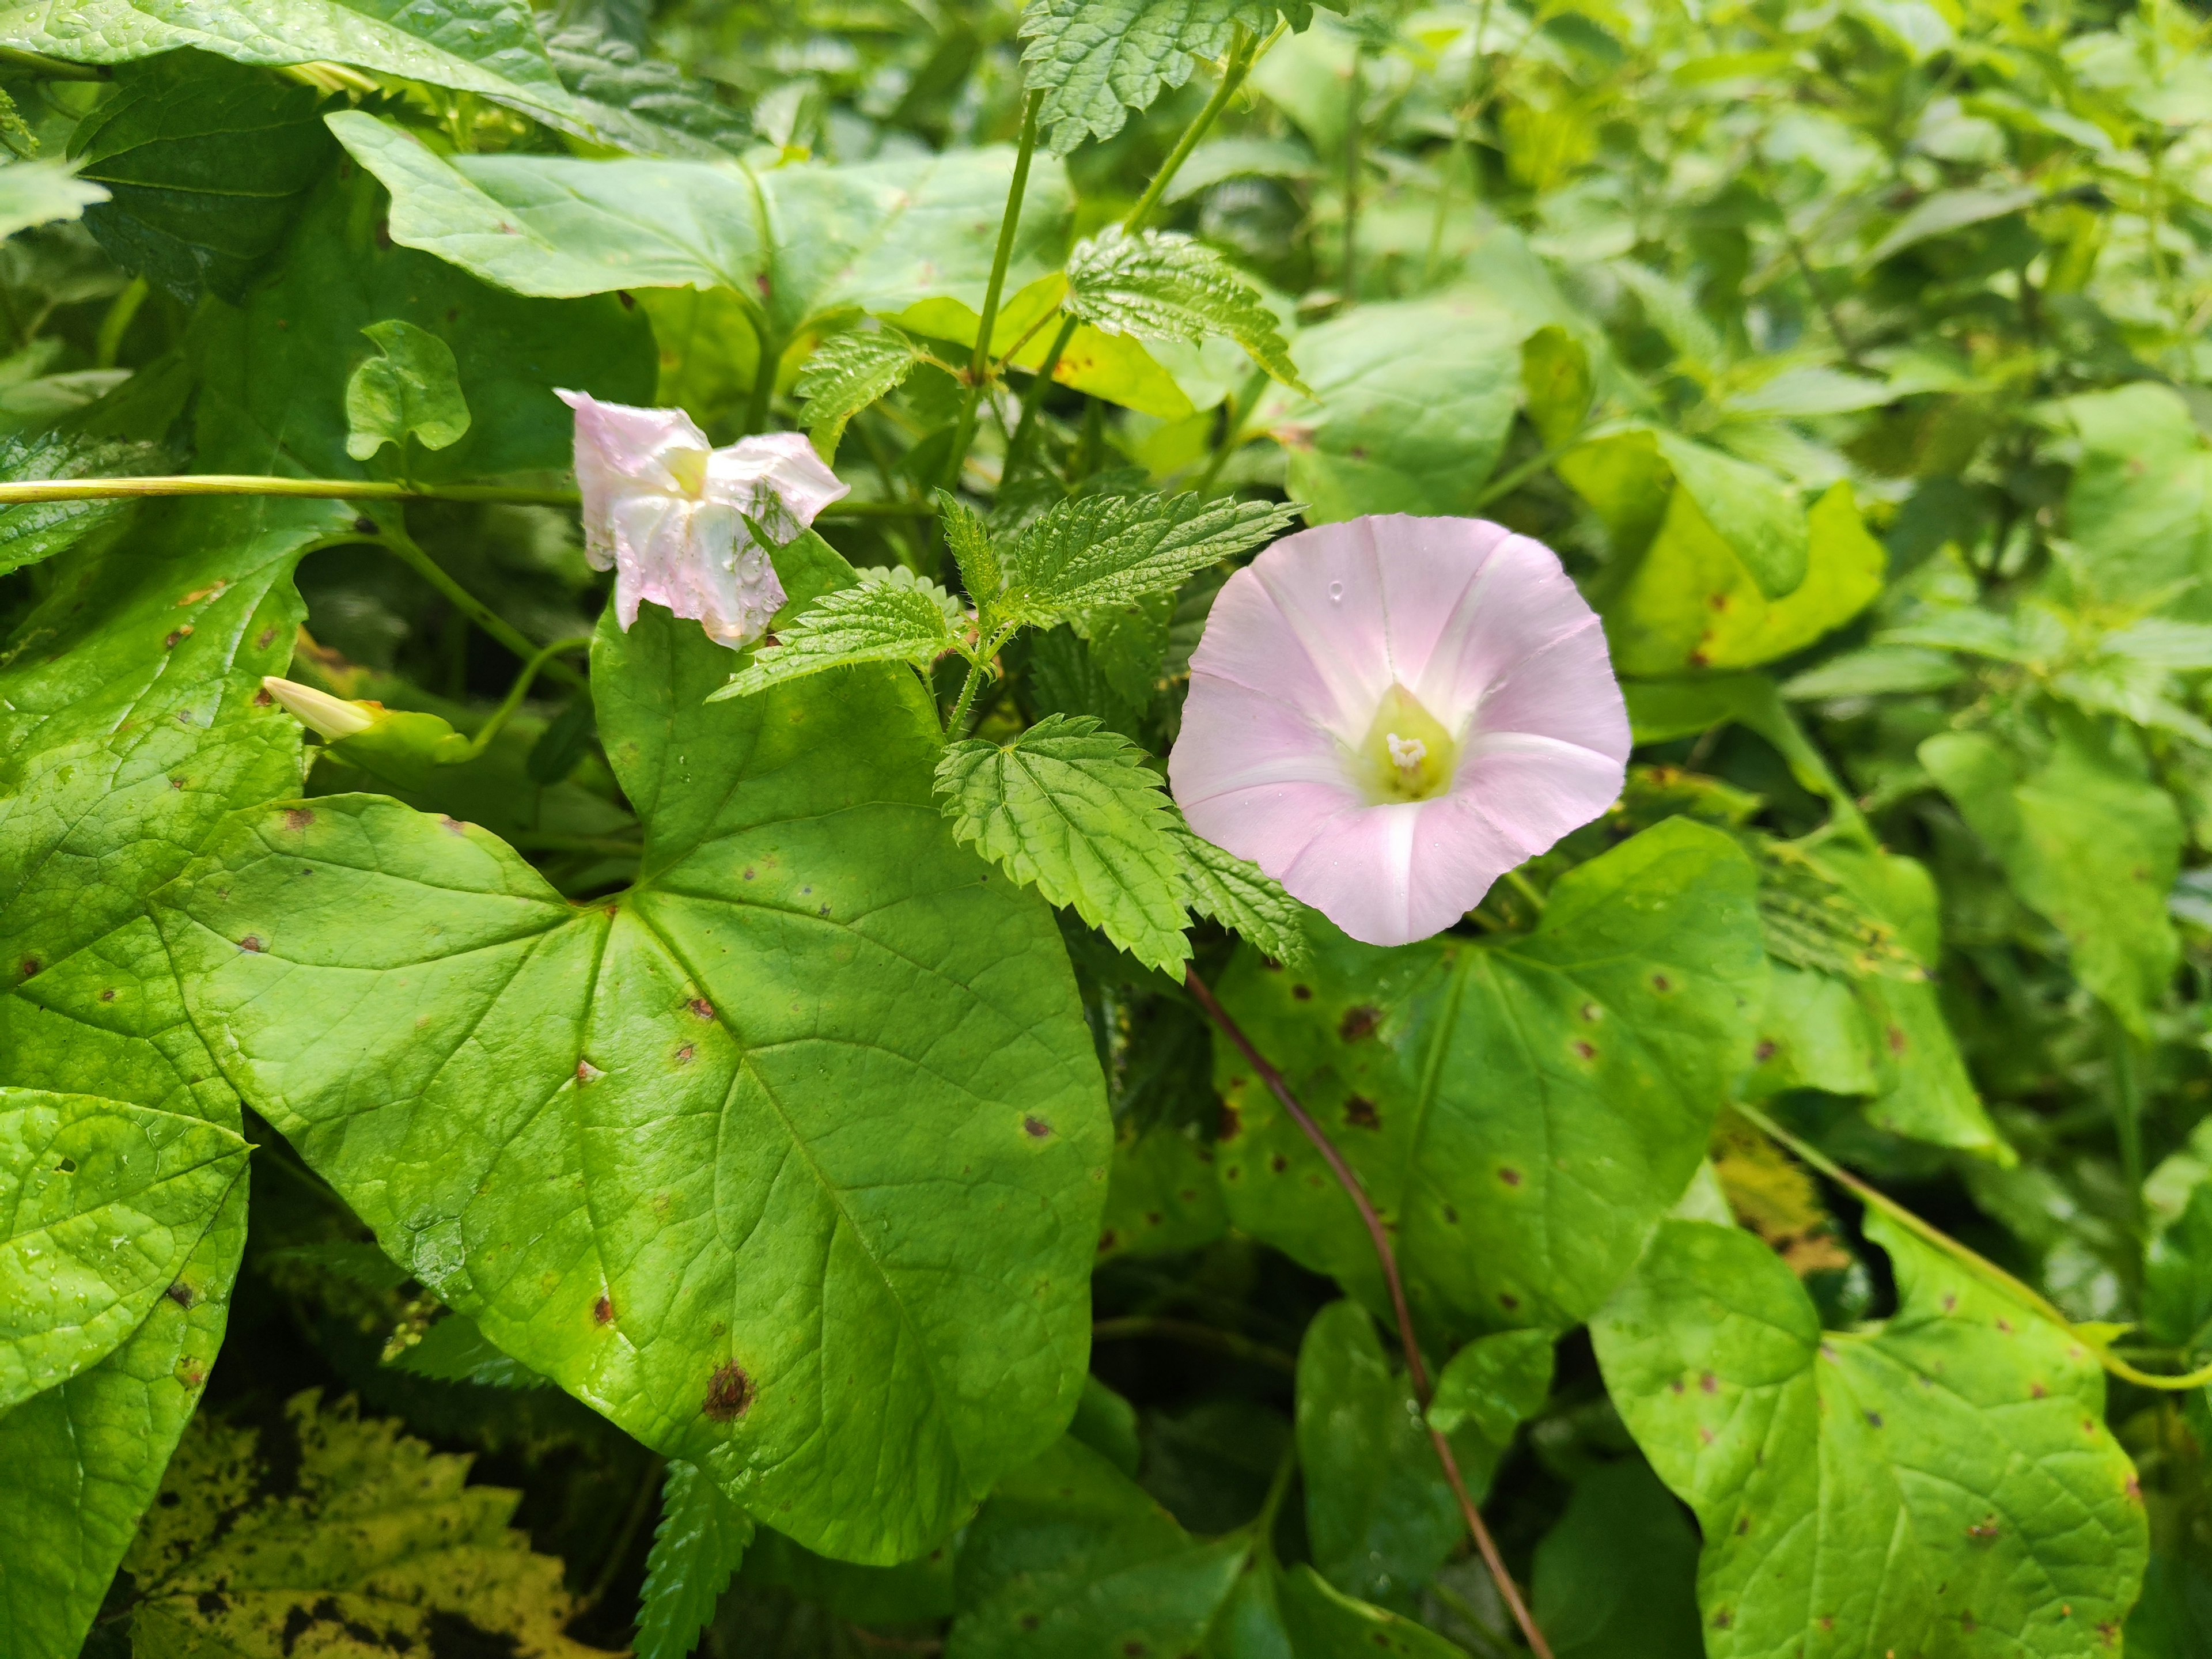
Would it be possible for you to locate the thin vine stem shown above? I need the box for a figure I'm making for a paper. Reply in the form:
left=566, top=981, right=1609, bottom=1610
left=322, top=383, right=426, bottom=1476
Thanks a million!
left=1091, top=1315, right=1298, bottom=1376
left=942, top=92, right=1043, bottom=496
left=1182, top=969, right=1556, bottom=1659
left=460, top=635, right=594, bottom=759
left=0, top=475, right=931, bottom=516
left=1733, top=1101, right=2212, bottom=1392
left=367, top=516, right=589, bottom=692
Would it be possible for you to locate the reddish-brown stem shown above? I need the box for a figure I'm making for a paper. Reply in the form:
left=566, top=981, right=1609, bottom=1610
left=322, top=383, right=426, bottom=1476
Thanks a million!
left=1183, top=970, right=1554, bottom=1659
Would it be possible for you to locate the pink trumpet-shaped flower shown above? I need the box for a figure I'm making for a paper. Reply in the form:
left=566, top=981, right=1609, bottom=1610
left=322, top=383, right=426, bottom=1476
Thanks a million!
left=558, top=389, right=849, bottom=648
left=1169, top=514, right=1630, bottom=948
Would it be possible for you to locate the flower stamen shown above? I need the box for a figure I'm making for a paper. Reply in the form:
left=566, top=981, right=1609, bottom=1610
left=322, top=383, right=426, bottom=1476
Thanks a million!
left=1358, top=684, right=1459, bottom=804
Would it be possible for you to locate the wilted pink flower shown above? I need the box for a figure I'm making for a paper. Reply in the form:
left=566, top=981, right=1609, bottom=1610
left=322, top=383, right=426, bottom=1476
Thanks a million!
left=558, top=390, right=849, bottom=648
left=1169, top=515, right=1630, bottom=948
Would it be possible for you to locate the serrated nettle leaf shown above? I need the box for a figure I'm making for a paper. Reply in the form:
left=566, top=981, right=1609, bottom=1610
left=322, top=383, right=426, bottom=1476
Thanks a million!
left=158, top=603, right=1109, bottom=1563
left=1593, top=1214, right=2146, bottom=1659
left=191, top=168, right=654, bottom=482
left=0, top=428, right=165, bottom=581
left=637, top=1460, right=756, bottom=1659
left=67, top=51, right=336, bottom=305
left=124, top=1391, right=615, bottom=1658
left=1074, top=590, right=1173, bottom=708
left=796, top=326, right=923, bottom=460
left=938, top=490, right=1005, bottom=606
left=330, top=111, right=1072, bottom=339
left=1213, top=820, right=1764, bottom=1344
left=937, top=714, right=1192, bottom=975
left=541, top=17, right=752, bottom=160
left=343, top=318, right=472, bottom=463
left=1063, top=227, right=1306, bottom=392
left=1018, top=0, right=1291, bottom=155
left=711, top=567, right=967, bottom=701
left=997, top=492, right=1298, bottom=625
left=1168, top=823, right=1312, bottom=967
left=387, top=1310, right=553, bottom=1389
left=0, top=1088, right=248, bottom=1412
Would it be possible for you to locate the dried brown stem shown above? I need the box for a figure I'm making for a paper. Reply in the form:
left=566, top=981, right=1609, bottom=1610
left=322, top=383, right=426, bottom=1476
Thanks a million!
left=1182, top=970, right=1554, bottom=1659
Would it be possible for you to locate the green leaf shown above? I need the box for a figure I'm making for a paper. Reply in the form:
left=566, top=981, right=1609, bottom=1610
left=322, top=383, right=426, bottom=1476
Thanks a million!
left=67, top=51, right=335, bottom=304
left=0, top=494, right=347, bottom=1658
left=157, top=601, right=1109, bottom=1563
left=1018, top=0, right=1287, bottom=156
left=386, top=1310, right=552, bottom=1389
left=1922, top=721, right=2181, bottom=1035
left=997, top=492, right=1296, bottom=625
left=1063, top=227, right=1305, bottom=392
left=1425, top=1329, right=1554, bottom=1494
left=1602, top=480, right=1881, bottom=675
left=1592, top=1214, right=2147, bottom=1659
left=1623, top=672, right=1855, bottom=812
left=1257, top=296, right=1524, bottom=522
left=1868, top=183, right=2039, bottom=262
left=0, top=427, right=164, bottom=580
left=1647, top=430, right=1808, bottom=600
left=796, top=326, right=922, bottom=461
left=2143, top=1180, right=2212, bottom=1358
left=937, top=714, right=1191, bottom=975
left=541, top=17, right=751, bottom=161
left=1520, top=324, right=1592, bottom=450
left=637, top=1460, right=756, bottom=1659
left=123, top=1391, right=615, bottom=1657
left=2056, top=382, right=2212, bottom=615
left=329, top=112, right=1072, bottom=339
left=1212, top=819, right=1764, bottom=1343
left=343, top=319, right=472, bottom=463
left=1168, top=823, right=1312, bottom=968
left=1296, top=1300, right=1461, bottom=1606
left=0, top=1088, right=248, bottom=1412
left=190, top=168, right=654, bottom=482
left=0, top=158, right=108, bottom=241
left=1098, top=1120, right=1228, bottom=1262
left=1070, top=1374, right=1144, bottom=1476
left=940, top=490, right=1005, bottom=607
left=1530, top=1460, right=1703, bottom=1659
left=710, top=567, right=965, bottom=701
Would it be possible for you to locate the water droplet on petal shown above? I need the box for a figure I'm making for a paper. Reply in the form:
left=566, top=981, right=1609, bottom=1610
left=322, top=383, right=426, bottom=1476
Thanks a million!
left=1328, top=581, right=1344, bottom=603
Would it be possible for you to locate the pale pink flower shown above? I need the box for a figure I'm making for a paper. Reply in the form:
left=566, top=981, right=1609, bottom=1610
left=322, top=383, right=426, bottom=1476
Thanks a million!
left=1169, top=515, right=1630, bottom=948
left=557, top=390, right=849, bottom=648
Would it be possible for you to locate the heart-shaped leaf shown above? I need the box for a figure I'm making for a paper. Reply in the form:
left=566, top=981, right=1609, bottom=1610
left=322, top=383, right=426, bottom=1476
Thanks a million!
left=159, top=603, right=1109, bottom=1563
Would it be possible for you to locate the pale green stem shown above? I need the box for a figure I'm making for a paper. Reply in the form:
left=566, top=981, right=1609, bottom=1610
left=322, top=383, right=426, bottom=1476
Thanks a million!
left=942, top=94, right=1044, bottom=497
left=0, top=47, right=105, bottom=79
left=94, top=276, right=148, bottom=370
left=1001, top=316, right=1080, bottom=484
left=2108, top=1008, right=2146, bottom=1236
left=459, top=635, right=594, bottom=759
left=368, top=514, right=588, bottom=692
left=0, top=475, right=929, bottom=517
left=1192, top=365, right=1272, bottom=496
left=1502, top=867, right=1547, bottom=913
left=1734, top=1101, right=2212, bottom=1392
left=1341, top=44, right=1363, bottom=304
left=944, top=628, right=1014, bottom=738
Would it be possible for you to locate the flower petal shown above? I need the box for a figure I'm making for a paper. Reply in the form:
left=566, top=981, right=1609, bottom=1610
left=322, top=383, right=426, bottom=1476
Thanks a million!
left=703, top=431, right=851, bottom=540
left=558, top=389, right=711, bottom=573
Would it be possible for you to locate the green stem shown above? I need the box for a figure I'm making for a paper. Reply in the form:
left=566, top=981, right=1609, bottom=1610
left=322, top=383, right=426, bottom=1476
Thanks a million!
left=0, top=46, right=107, bottom=80
left=942, top=95, right=1043, bottom=498
left=460, top=635, right=594, bottom=759
left=369, top=513, right=588, bottom=692
left=1734, top=1101, right=2212, bottom=1392
left=1090, top=1316, right=1297, bottom=1376
left=743, top=313, right=785, bottom=437
left=94, top=276, right=148, bottom=370
left=1192, top=365, right=1271, bottom=495
left=1124, top=22, right=1277, bottom=233
left=2108, top=1009, right=2146, bottom=1236
left=1001, top=315, right=1080, bottom=485
left=944, top=632, right=1011, bottom=738
left=0, top=475, right=929, bottom=516
left=1249, top=1438, right=1300, bottom=1557
left=1502, top=867, right=1547, bottom=913
left=1341, top=44, right=1363, bottom=304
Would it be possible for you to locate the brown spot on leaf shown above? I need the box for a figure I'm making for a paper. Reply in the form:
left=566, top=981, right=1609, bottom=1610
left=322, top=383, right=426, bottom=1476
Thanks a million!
left=1498, top=1166, right=1522, bottom=1187
left=285, top=807, right=315, bottom=832
left=238, top=936, right=265, bottom=953
left=1573, top=1040, right=1596, bottom=1061
left=1291, top=983, right=1312, bottom=1001
left=1219, top=1103, right=1242, bottom=1141
left=440, top=815, right=468, bottom=836
left=1499, top=1291, right=1519, bottom=1310
left=1023, top=1116, right=1053, bottom=1138
left=165, top=1282, right=195, bottom=1308
left=1097, top=1230, right=1118, bottom=1253
left=1442, top=1205, right=1459, bottom=1224
left=1651, top=973, right=1673, bottom=993
left=1344, top=1096, right=1380, bottom=1130
left=1886, top=1025, right=1908, bottom=1054
left=256, top=627, right=278, bottom=650
left=253, top=688, right=274, bottom=706
left=99, top=988, right=116, bottom=1002
left=703, top=1361, right=753, bottom=1421
left=1966, top=1517, right=1998, bottom=1541
left=676, top=1044, right=695, bottom=1065
left=689, top=998, right=715, bottom=1021
left=1338, top=1005, right=1382, bottom=1042
left=1269, top=1154, right=1289, bottom=1173
left=162, top=627, right=192, bottom=649
left=18, top=957, right=39, bottom=979
left=594, top=1296, right=615, bottom=1325
left=1754, top=1040, right=1777, bottom=1062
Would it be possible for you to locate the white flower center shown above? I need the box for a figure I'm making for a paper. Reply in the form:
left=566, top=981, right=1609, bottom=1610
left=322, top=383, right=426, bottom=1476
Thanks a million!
left=1385, top=733, right=1428, bottom=770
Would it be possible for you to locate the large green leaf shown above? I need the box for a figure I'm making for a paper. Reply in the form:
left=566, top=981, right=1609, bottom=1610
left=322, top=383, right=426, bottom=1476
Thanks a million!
left=1212, top=819, right=1764, bottom=1343
left=190, top=168, right=654, bottom=480
left=157, top=601, right=1110, bottom=1563
left=1256, top=296, right=1524, bottom=522
left=2056, top=382, right=2212, bottom=616
left=0, top=428, right=165, bottom=581
left=1922, top=720, right=2181, bottom=1036
left=0, top=494, right=346, bottom=1659
left=0, top=1088, right=248, bottom=1412
left=1530, top=1459, right=1703, bottom=1659
left=329, top=111, right=1071, bottom=341
left=1593, top=1215, right=2147, bottom=1658
left=68, top=50, right=336, bottom=305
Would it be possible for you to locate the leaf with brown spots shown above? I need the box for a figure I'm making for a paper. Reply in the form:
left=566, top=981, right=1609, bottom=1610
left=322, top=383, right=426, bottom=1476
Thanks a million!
left=1593, top=1214, right=2146, bottom=1659
left=122, top=1391, right=613, bottom=1658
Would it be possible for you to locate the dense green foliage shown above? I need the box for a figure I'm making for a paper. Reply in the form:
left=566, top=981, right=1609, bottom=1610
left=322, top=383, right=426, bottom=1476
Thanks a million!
left=2, top=0, right=2211, bottom=1654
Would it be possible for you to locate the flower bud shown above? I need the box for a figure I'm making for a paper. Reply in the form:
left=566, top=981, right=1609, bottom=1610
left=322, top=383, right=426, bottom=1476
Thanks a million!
left=262, top=676, right=380, bottom=740
left=263, top=676, right=473, bottom=794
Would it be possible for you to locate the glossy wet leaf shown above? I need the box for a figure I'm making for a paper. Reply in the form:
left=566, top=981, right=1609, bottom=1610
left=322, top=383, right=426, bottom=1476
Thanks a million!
left=713, top=567, right=964, bottom=701
left=1426, top=1329, right=1554, bottom=1492
left=1018, top=0, right=1296, bottom=154
left=1064, top=227, right=1304, bottom=392
left=796, top=326, right=923, bottom=461
left=1169, top=823, right=1312, bottom=968
left=124, top=1391, right=615, bottom=1657
left=637, top=1460, right=756, bottom=1659
left=0, top=1087, right=248, bottom=1411
left=68, top=51, right=335, bottom=304
left=938, top=714, right=1191, bottom=975
left=1213, top=819, right=1764, bottom=1343
left=332, top=112, right=1071, bottom=339
left=343, top=319, right=472, bottom=462
left=158, top=601, right=1109, bottom=1563
left=1593, top=1214, right=2147, bottom=1659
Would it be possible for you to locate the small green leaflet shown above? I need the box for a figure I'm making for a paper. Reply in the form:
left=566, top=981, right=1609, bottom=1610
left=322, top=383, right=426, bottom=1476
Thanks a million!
left=387, top=1312, right=552, bottom=1390
left=1425, top=1330, right=1555, bottom=1493
left=0, top=1089, right=249, bottom=1413
left=123, top=1392, right=614, bottom=1658
left=938, top=715, right=1191, bottom=975
left=995, top=493, right=1298, bottom=626
left=710, top=567, right=967, bottom=701
left=1063, top=227, right=1305, bottom=391
left=1593, top=1214, right=2146, bottom=1659
left=940, top=489, right=1005, bottom=605
left=1168, top=823, right=1311, bottom=967
left=0, top=159, right=107, bottom=242
left=796, top=327, right=923, bottom=461
left=636, top=1460, right=755, bottom=1659
left=344, top=320, right=472, bottom=463
left=1018, top=0, right=1309, bottom=155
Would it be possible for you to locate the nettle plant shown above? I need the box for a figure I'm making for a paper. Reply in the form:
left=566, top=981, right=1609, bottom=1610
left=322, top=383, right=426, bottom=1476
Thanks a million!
left=5, top=0, right=2212, bottom=1655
